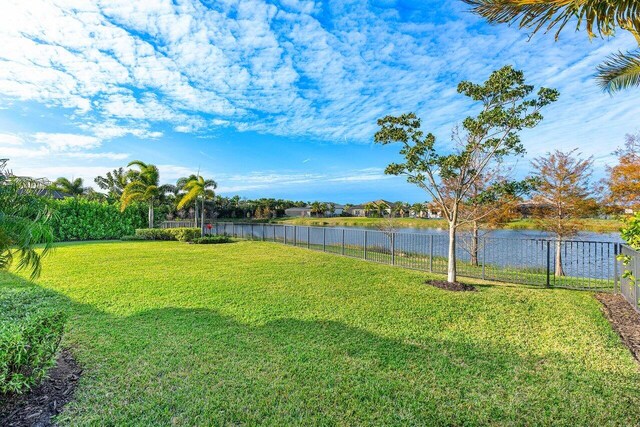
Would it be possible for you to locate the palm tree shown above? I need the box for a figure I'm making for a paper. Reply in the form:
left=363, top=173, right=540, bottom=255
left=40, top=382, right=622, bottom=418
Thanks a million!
left=120, top=161, right=161, bottom=228
left=0, top=160, right=54, bottom=278
left=310, top=201, right=324, bottom=217
left=463, top=0, right=640, bottom=93
left=177, top=175, right=217, bottom=231
left=95, top=167, right=129, bottom=199
left=51, top=177, right=85, bottom=196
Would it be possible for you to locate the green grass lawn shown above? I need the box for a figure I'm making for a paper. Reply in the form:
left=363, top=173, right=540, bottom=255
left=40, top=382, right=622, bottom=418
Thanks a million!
left=2, top=240, right=639, bottom=426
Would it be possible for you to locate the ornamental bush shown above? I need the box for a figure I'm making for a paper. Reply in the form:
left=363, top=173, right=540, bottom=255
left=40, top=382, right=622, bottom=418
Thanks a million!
left=134, top=228, right=201, bottom=242
left=49, top=198, right=147, bottom=241
left=192, top=236, right=233, bottom=244
left=0, top=287, right=66, bottom=394
left=621, top=212, right=640, bottom=250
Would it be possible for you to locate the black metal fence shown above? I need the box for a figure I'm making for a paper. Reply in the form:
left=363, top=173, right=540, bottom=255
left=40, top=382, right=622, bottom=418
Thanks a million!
left=618, top=245, right=640, bottom=310
left=206, top=222, right=620, bottom=291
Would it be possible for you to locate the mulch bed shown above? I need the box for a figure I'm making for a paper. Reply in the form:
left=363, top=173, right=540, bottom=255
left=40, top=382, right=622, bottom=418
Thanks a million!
left=0, top=349, right=81, bottom=427
left=596, top=293, right=640, bottom=362
left=426, top=280, right=477, bottom=292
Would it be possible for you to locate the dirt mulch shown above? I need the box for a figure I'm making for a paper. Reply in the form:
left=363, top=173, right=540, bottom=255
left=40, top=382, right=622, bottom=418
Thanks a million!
left=426, top=280, right=477, bottom=292
left=596, top=293, right=640, bottom=362
left=0, top=349, right=81, bottom=427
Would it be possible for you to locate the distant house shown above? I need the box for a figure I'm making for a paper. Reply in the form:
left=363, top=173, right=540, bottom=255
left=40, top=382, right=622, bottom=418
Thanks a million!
left=284, top=203, right=344, bottom=217
left=347, top=200, right=395, bottom=217
left=517, top=197, right=554, bottom=218
left=284, top=207, right=312, bottom=217
left=347, top=205, right=367, bottom=217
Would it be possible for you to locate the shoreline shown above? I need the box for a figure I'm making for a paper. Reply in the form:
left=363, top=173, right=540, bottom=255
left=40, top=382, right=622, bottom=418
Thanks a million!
left=213, top=217, right=623, bottom=234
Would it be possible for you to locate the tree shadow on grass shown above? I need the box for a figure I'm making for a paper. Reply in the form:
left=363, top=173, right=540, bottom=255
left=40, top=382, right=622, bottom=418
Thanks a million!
left=1, top=272, right=639, bottom=426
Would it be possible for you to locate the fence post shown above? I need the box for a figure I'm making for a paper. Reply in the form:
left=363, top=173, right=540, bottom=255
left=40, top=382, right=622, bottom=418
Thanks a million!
left=262, top=224, right=265, bottom=241
left=363, top=230, right=367, bottom=260
left=391, top=233, right=395, bottom=265
left=481, top=240, right=486, bottom=280
left=307, top=227, right=310, bottom=249
left=342, top=229, right=345, bottom=256
left=294, top=226, right=297, bottom=246
left=546, top=240, right=551, bottom=288
left=232, top=223, right=235, bottom=238
left=251, top=223, right=254, bottom=240
left=634, top=252, right=639, bottom=311
left=284, top=226, right=287, bottom=245
left=429, top=235, right=433, bottom=272
left=614, top=243, right=619, bottom=293
left=323, top=228, right=326, bottom=252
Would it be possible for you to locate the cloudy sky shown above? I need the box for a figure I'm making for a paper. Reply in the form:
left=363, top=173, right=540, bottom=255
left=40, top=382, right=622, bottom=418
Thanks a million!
left=0, top=0, right=637, bottom=203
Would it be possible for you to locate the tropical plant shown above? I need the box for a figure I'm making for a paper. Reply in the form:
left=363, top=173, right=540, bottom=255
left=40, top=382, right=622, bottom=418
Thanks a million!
left=0, top=160, right=54, bottom=278
left=95, top=167, right=129, bottom=199
left=177, top=175, right=217, bottom=230
left=120, top=161, right=161, bottom=228
left=50, top=177, right=85, bottom=196
left=464, top=0, right=640, bottom=93
left=375, top=65, right=558, bottom=283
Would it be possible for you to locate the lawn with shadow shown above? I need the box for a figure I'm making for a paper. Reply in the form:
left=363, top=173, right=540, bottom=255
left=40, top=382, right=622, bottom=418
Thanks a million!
left=1, top=240, right=639, bottom=426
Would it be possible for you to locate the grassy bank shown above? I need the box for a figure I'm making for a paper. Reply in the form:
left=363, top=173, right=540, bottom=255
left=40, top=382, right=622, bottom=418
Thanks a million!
left=2, top=241, right=638, bottom=425
left=270, top=216, right=623, bottom=233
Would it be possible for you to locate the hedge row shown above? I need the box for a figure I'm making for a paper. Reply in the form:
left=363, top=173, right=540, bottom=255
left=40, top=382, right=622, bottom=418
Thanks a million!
left=132, top=228, right=202, bottom=242
left=0, top=287, right=66, bottom=394
left=48, top=198, right=147, bottom=241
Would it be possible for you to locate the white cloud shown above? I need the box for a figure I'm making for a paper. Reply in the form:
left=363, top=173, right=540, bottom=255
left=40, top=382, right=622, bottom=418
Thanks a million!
left=0, top=0, right=636, bottom=166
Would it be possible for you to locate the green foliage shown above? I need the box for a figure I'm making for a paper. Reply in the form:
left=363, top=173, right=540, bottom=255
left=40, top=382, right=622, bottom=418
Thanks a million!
left=621, top=212, right=640, bottom=250
left=0, top=160, right=55, bottom=278
left=192, top=236, right=233, bottom=244
left=0, top=287, right=66, bottom=394
left=134, top=227, right=201, bottom=242
left=49, top=198, right=147, bottom=241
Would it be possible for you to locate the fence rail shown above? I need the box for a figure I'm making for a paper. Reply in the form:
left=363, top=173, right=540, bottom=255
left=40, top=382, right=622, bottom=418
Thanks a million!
left=161, top=220, right=196, bottom=228
left=206, top=222, right=619, bottom=291
left=618, top=245, right=640, bottom=310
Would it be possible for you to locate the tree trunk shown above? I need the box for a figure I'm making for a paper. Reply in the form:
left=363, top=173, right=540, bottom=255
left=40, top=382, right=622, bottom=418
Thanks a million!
left=201, top=198, right=205, bottom=236
left=194, top=203, right=199, bottom=228
left=470, top=220, right=479, bottom=267
left=555, top=239, right=564, bottom=277
left=148, top=201, right=154, bottom=228
left=447, top=220, right=457, bottom=283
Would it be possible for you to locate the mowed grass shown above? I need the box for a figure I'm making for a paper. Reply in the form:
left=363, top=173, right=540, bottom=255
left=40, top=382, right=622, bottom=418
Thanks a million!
left=2, top=241, right=639, bottom=426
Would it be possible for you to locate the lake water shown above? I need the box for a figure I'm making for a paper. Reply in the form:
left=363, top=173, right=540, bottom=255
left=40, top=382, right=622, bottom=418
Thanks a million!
left=318, top=225, right=623, bottom=243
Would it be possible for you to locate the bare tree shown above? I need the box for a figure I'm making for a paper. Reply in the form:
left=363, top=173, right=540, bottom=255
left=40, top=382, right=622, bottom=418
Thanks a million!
left=531, top=149, right=594, bottom=276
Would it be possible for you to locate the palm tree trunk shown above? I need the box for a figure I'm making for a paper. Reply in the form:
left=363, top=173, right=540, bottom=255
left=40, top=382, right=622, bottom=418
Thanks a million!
left=148, top=201, right=154, bottom=228
left=194, top=202, right=199, bottom=228
left=201, top=198, right=205, bottom=236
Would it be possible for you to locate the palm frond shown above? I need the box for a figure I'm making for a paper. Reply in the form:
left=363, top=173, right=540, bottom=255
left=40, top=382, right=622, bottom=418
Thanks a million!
left=463, top=0, right=640, bottom=41
left=596, top=49, right=640, bottom=92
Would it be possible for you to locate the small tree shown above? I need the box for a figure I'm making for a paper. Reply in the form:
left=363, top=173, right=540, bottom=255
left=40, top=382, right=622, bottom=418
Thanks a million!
left=531, top=149, right=594, bottom=276
left=120, top=161, right=162, bottom=228
left=375, top=65, right=558, bottom=283
left=602, top=132, right=640, bottom=212
left=177, top=175, right=217, bottom=233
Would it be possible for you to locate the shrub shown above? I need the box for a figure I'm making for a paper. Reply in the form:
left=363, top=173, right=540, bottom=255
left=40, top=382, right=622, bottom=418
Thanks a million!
left=621, top=212, right=640, bottom=250
left=120, top=235, right=145, bottom=241
left=0, top=287, right=66, bottom=395
left=134, top=228, right=201, bottom=242
left=192, top=236, right=233, bottom=244
left=49, top=198, right=147, bottom=241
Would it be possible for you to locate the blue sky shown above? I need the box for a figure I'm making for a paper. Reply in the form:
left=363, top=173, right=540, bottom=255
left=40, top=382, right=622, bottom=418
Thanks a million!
left=0, top=0, right=637, bottom=204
